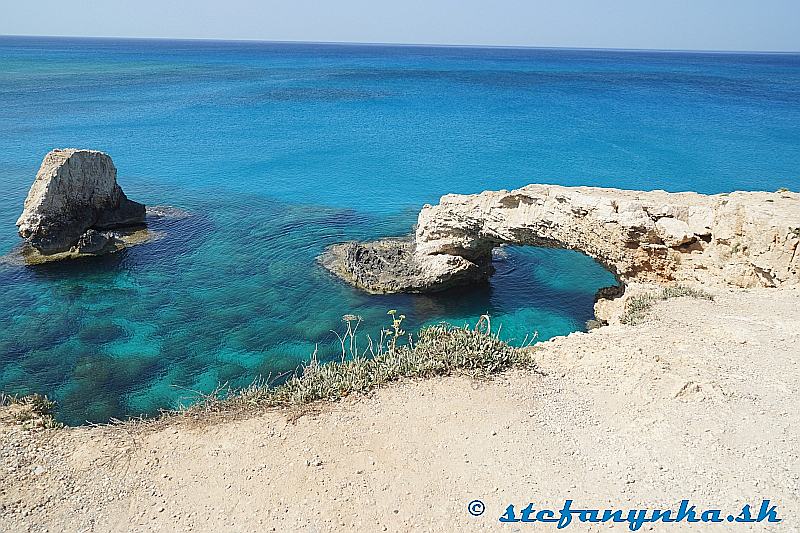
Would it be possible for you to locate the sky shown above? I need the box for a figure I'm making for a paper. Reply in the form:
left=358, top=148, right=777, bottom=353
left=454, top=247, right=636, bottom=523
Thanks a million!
left=2, top=0, right=799, bottom=52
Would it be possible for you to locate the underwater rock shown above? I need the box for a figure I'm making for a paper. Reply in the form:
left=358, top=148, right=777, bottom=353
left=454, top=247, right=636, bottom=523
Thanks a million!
left=16, top=149, right=146, bottom=256
left=145, top=205, right=192, bottom=220
left=321, top=184, right=800, bottom=293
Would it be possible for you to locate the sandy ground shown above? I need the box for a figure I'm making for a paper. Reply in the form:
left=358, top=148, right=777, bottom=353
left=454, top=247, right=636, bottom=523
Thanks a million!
left=1, top=288, right=798, bottom=532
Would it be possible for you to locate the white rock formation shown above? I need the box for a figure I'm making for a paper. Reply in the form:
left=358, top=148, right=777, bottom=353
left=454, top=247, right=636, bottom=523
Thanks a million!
left=16, top=149, right=146, bottom=256
left=414, top=185, right=800, bottom=289
left=322, top=184, right=800, bottom=293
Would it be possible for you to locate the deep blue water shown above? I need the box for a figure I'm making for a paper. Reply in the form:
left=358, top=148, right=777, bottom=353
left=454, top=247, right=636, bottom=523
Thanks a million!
left=1, top=37, right=799, bottom=424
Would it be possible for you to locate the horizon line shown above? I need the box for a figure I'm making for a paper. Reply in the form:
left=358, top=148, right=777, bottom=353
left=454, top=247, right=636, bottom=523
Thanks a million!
left=1, top=33, right=799, bottom=55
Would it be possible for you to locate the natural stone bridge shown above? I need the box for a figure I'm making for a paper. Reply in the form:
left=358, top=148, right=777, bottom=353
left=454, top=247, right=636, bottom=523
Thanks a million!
left=321, top=184, right=800, bottom=294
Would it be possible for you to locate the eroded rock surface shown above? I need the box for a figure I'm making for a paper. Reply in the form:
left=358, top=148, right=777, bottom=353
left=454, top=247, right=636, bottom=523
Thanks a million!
left=322, top=184, right=800, bottom=293
left=320, top=238, right=492, bottom=294
left=16, top=149, right=146, bottom=257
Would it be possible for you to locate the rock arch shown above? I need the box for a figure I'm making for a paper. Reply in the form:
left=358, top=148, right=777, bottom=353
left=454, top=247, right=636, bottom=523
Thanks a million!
left=321, top=184, right=800, bottom=294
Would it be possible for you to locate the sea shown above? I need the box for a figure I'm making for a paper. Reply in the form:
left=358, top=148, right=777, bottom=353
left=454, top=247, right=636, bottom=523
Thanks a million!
left=1, top=36, right=798, bottom=424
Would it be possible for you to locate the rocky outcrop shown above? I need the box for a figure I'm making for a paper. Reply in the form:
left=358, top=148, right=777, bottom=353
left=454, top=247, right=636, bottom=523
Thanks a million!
left=16, top=149, right=146, bottom=257
left=321, top=184, right=800, bottom=293
left=320, top=238, right=492, bottom=294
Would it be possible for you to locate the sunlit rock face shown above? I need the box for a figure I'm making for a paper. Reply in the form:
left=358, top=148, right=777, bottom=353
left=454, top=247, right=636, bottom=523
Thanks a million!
left=16, top=149, right=146, bottom=257
left=322, top=184, right=800, bottom=293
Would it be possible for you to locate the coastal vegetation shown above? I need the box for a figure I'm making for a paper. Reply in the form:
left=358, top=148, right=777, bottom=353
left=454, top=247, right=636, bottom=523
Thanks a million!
left=1, top=313, right=536, bottom=426
left=0, top=393, right=60, bottom=429
left=182, top=314, right=536, bottom=417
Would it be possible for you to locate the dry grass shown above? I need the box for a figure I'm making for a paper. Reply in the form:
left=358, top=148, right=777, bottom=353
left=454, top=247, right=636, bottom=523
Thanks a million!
left=620, top=285, right=714, bottom=325
left=2, top=314, right=536, bottom=429
left=0, top=393, right=61, bottom=429
left=180, top=323, right=535, bottom=417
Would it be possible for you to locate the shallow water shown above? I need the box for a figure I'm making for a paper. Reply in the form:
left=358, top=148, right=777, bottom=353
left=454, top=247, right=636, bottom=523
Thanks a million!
left=1, top=37, right=798, bottom=424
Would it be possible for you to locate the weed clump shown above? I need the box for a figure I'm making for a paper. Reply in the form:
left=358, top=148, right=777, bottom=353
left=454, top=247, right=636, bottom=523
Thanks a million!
left=3, top=313, right=537, bottom=425
left=0, top=393, right=61, bottom=429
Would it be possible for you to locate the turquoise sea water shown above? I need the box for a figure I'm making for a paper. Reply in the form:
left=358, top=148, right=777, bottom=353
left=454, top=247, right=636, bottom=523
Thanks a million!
left=1, top=37, right=799, bottom=424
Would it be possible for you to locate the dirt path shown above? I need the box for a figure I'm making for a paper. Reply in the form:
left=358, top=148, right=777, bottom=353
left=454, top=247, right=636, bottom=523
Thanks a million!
left=2, top=288, right=798, bottom=532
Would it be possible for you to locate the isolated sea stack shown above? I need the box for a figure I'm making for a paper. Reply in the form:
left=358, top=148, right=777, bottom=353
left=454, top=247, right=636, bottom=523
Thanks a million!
left=16, top=149, right=146, bottom=259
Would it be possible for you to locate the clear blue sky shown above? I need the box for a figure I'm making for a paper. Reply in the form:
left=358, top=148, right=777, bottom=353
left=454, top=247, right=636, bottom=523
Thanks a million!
left=3, top=0, right=799, bottom=52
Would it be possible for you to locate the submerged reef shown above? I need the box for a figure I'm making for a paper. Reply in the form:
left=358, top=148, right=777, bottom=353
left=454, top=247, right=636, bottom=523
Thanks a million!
left=15, top=149, right=146, bottom=261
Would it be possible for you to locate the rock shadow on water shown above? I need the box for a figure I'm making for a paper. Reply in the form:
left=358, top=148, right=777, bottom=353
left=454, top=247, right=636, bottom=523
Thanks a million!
left=5, top=247, right=129, bottom=279
left=0, top=204, right=205, bottom=277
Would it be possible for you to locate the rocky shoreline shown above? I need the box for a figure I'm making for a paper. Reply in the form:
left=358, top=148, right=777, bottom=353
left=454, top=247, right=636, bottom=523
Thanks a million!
left=3, top=173, right=799, bottom=530
left=321, top=184, right=800, bottom=323
left=319, top=237, right=495, bottom=294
